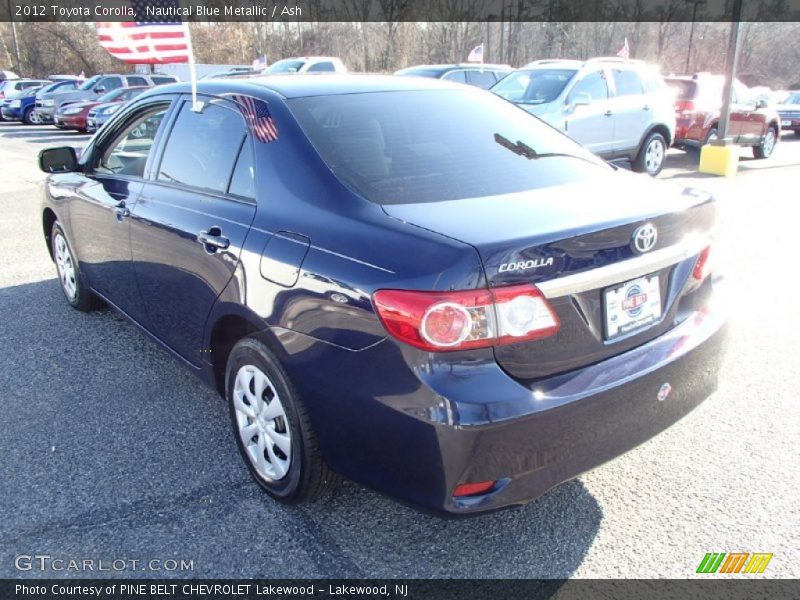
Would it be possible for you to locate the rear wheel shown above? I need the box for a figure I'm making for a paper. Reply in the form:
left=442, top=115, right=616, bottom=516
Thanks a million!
left=226, top=338, right=339, bottom=503
left=632, top=131, right=667, bottom=176
left=51, top=222, right=101, bottom=311
left=704, top=128, right=719, bottom=145
left=753, top=126, right=777, bottom=159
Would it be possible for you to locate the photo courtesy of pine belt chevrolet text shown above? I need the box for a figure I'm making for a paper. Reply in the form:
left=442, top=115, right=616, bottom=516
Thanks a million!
left=38, top=75, right=727, bottom=515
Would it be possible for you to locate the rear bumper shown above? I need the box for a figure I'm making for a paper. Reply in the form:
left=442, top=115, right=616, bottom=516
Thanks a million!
left=279, top=287, right=728, bottom=515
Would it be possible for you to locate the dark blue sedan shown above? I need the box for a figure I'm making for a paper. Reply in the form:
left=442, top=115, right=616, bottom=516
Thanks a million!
left=38, top=76, right=727, bottom=514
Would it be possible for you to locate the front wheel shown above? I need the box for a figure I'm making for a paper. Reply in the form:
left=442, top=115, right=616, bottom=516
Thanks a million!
left=226, top=338, right=340, bottom=503
left=753, top=126, right=777, bottom=159
left=632, top=131, right=667, bottom=176
left=51, top=222, right=101, bottom=311
left=23, top=107, right=42, bottom=125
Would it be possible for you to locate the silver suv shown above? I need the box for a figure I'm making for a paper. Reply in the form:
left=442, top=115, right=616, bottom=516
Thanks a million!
left=491, top=58, right=676, bottom=176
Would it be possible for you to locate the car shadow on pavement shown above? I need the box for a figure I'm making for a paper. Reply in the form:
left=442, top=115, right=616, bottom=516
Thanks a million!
left=0, top=278, right=603, bottom=579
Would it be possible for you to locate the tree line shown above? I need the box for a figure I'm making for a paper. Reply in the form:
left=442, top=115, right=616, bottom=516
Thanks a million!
left=1, top=21, right=799, bottom=89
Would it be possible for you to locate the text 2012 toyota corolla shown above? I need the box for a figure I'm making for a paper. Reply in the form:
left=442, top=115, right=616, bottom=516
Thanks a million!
left=39, top=75, right=726, bottom=514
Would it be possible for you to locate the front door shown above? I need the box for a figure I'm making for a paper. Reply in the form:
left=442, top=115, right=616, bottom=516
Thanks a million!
left=130, top=98, right=257, bottom=365
left=609, top=67, right=651, bottom=154
left=68, top=103, right=172, bottom=324
left=564, top=69, right=615, bottom=156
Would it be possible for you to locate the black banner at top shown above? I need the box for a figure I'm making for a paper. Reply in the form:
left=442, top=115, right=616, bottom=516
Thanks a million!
left=2, top=0, right=800, bottom=22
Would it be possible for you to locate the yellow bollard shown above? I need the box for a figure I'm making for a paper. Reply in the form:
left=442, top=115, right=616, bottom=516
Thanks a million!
left=698, top=142, right=739, bottom=177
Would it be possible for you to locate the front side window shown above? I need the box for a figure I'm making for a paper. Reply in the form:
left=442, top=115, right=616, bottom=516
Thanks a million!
left=77, top=76, right=102, bottom=91
left=97, top=105, right=169, bottom=178
left=288, top=89, right=608, bottom=206
left=151, top=76, right=176, bottom=85
left=126, top=76, right=148, bottom=86
left=157, top=102, right=246, bottom=194
left=491, top=69, right=575, bottom=104
left=97, top=77, right=122, bottom=92
left=569, top=70, right=609, bottom=102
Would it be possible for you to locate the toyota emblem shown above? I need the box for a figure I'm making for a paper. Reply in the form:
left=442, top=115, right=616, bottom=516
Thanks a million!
left=632, top=223, right=658, bottom=254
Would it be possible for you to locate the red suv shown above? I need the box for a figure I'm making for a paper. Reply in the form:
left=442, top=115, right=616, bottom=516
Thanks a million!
left=665, top=74, right=780, bottom=159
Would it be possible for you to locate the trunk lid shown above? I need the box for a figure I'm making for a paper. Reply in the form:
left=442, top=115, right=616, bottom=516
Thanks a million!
left=383, top=172, right=716, bottom=380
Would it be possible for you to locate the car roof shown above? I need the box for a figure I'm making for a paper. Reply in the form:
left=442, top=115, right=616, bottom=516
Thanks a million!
left=149, top=74, right=470, bottom=99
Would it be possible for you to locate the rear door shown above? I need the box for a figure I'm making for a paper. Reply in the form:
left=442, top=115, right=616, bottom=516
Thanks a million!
left=609, top=67, right=651, bottom=154
left=564, top=69, right=615, bottom=155
left=129, top=97, right=257, bottom=365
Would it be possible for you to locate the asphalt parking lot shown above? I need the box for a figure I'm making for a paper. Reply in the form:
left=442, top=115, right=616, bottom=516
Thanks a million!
left=1, top=120, right=798, bottom=579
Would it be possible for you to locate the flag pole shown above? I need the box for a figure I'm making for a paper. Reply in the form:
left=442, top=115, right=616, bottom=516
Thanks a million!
left=183, top=21, right=202, bottom=112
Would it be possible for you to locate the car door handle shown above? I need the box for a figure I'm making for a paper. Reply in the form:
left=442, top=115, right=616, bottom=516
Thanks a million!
left=197, top=228, right=230, bottom=251
left=604, top=110, right=613, bottom=117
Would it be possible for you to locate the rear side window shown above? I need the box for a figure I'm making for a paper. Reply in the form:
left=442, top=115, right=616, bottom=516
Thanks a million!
left=466, top=70, right=497, bottom=89
left=126, top=76, right=148, bottom=86
left=157, top=102, right=246, bottom=194
left=228, top=138, right=256, bottom=200
left=307, top=62, right=335, bottom=72
left=441, top=70, right=467, bottom=83
left=612, top=69, right=644, bottom=96
left=570, top=70, right=609, bottom=101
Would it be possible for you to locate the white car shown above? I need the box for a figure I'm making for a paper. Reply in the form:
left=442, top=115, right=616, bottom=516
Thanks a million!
left=262, top=57, right=347, bottom=75
left=491, top=57, right=676, bottom=176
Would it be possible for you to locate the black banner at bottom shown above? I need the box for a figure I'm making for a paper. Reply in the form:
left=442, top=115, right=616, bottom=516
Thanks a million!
left=3, top=579, right=800, bottom=600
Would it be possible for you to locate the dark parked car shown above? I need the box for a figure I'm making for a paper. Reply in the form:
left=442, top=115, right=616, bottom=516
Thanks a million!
left=395, top=63, right=511, bottom=89
left=665, top=74, right=781, bottom=158
left=2, top=80, right=78, bottom=124
left=777, top=91, right=800, bottom=136
left=39, top=76, right=726, bottom=515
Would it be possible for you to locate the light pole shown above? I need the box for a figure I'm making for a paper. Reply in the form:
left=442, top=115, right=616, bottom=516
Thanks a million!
left=684, top=0, right=706, bottom=73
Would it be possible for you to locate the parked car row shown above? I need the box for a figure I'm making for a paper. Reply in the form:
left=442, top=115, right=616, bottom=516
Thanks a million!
left=0, top=72, right=178, bottom=131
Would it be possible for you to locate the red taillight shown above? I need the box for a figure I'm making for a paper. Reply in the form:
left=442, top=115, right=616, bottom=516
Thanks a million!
left=676, top=99, right=696, bottom=115
left=372, top=284, right=560, bottom=352
left=453, top=480, right=496, bottom=497
left=693, top=245, right=715, bottom=281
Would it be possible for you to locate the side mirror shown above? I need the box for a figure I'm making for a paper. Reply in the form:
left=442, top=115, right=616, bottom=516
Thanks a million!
left=756, top=98, right=768, bottom=109
left=94, top=86, right=106, bottom=94
left=569, top=91, right=592, bottom=111
left=39, top=146, right=78, bottom=173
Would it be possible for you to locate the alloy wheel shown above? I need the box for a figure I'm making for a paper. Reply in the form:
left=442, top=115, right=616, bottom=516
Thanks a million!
left=54, top=232, right=77, bottom=301
left=763, top=129, right=776, bottom=156
left=645, top=138, right=665, bottom=174
left=233, top=364, right=292, bottom=481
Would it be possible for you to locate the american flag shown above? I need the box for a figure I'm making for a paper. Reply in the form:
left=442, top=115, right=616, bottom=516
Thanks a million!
left=226, top=94, right=279, bottom=143
left=96, top=0, right=191, bottom=64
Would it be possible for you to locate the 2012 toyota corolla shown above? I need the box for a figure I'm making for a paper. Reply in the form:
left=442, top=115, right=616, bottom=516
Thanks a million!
left=38, top=75, right=727, bottom=514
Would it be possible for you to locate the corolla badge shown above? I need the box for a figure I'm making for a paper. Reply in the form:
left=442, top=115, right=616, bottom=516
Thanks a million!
left=498, top=257, right=554, bottom=273
left=632, top=223, right=658, bottom=254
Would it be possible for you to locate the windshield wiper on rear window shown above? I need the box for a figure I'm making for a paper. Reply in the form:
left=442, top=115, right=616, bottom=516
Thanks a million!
left=493, top=133, right=598, bottom=165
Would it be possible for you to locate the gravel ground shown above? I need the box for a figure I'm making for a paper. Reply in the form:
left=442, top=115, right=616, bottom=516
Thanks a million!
left=1, top=120, right=798, bottom=579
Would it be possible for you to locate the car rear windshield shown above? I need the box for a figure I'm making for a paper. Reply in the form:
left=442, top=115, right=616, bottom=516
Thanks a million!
left=491, top=69, right=576, bottom=104
left=287, top=90, right=609, bottom=205
left=665, top=79, right=697, bottom=100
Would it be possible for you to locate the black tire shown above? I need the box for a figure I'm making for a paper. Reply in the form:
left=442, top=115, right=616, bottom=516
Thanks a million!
left=23, top=107, right=34, bottom=125
left=793, top=129, right=800, bottom=138
left=753, top=126, right=777, bottom=159
left=704, top=128, right=719, bottom=145
left=226, top=337, right=340, bottom=503
left=632, top=131, right=667, bottom=176
left=50, top=222, right=102, bottom=311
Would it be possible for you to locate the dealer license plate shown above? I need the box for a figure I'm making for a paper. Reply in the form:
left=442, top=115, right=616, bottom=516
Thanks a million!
left=782, top=120, right=792, bottom=126
left=604, top=275, right=662, bottom=339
